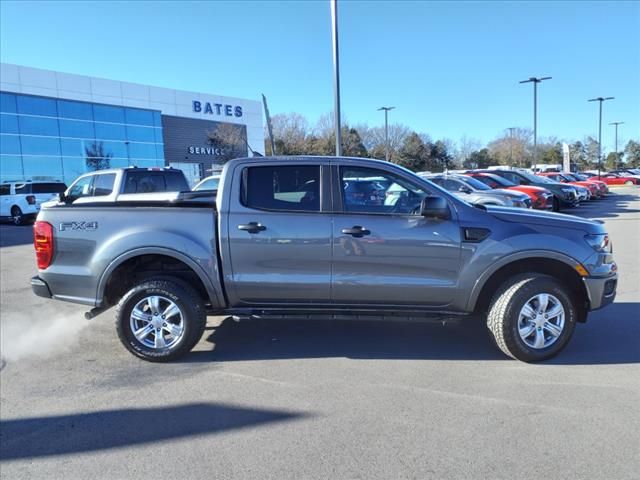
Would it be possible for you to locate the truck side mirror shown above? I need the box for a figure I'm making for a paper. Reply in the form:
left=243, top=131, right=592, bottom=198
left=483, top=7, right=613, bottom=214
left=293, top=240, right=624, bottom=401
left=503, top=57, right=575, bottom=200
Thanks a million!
left=420, top=196, right=450, bottom=219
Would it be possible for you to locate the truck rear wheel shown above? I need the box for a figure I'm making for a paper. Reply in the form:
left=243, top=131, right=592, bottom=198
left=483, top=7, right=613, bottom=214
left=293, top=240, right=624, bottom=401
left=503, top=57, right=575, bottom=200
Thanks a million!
left=115, top=278, right=206, bottom=362
left=486, top=274, right=576, bottom=362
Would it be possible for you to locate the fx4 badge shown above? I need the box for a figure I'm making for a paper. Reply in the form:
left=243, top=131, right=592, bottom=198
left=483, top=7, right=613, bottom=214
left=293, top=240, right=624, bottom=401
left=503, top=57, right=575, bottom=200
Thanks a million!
left=59, top=221, right=98, bottom=231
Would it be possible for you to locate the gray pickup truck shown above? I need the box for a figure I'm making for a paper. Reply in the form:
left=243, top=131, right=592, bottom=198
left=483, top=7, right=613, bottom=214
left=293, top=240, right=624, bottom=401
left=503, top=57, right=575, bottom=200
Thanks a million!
left=31, top=156, right=617, bottom=363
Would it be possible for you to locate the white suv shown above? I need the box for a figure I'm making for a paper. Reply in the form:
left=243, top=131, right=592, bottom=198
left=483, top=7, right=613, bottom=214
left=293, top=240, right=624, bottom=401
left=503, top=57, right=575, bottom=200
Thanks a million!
left=0, top=181, right=67, bottom=225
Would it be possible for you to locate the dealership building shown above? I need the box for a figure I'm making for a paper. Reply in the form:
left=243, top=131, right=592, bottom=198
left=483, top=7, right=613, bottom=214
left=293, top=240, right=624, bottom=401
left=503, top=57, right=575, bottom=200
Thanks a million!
left=0, top=63, right=264, bottom=185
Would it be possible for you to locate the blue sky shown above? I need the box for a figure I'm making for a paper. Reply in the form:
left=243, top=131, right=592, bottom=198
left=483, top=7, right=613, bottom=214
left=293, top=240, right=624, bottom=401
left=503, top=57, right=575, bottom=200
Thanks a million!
left=1, top=0, right=638, bottom=151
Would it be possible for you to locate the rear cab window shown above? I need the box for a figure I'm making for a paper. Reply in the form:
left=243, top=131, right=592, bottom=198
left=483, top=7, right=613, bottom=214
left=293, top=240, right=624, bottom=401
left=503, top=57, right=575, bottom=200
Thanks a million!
left=241, top=165, right=320, bottom=212
left=122, top=171, right=189, bottom=193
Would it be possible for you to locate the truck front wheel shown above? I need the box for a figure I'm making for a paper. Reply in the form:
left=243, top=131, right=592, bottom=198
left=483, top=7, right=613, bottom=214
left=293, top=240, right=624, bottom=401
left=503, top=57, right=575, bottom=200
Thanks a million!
left=116, top=278, right=206, bottom=362
left=487, top=274, right=577, bottom=362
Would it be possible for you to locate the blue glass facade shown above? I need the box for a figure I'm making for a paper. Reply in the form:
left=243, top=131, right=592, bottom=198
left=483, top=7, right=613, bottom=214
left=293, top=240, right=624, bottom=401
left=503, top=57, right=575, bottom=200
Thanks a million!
left=0, top=91, right=164, bottom=184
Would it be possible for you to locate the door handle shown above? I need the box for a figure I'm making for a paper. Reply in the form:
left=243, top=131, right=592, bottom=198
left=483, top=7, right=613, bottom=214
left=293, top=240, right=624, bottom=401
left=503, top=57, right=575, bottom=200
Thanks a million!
left=341, top=226, right=371, bottom=238
left=238, top=222, right=266, bottom=234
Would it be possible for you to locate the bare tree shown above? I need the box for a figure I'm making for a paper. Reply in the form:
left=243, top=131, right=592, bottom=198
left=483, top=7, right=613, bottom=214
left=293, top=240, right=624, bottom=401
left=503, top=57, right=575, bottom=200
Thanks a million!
left=265, top=113, right=310, bottom=155
left=487, top=128, right=532, bottom=167
left=205, top=123, right=248, bottom=163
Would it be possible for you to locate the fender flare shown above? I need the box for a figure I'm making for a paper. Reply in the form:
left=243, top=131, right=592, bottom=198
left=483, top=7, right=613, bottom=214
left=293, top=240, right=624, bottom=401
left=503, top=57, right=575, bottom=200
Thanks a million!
left=96, top=247, right=224, bottom=309
left=465, top=249, right=585, bottom=311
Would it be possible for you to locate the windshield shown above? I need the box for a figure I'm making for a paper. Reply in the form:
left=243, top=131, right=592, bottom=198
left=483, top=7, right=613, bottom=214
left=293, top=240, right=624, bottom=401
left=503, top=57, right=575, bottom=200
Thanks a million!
left=457, top=175, right=491, bottom=190
left=485, top=174, right=514, bottom=187
left=194, top=176, right=220, bottom=191
left=526, top=172, right=555, bottom=184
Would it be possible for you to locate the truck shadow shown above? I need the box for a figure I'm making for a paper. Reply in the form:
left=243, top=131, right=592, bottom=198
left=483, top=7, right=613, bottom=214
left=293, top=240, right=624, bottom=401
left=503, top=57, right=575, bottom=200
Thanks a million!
left=184, top=302, right=639, bottom=365
left=0, top=224, right=34, bottom=247
left=0, top=403, right=309, bottom=460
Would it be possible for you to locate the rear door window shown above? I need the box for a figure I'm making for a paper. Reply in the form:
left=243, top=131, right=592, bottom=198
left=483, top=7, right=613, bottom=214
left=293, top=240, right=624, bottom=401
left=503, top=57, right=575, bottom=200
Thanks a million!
left=93, top=174, right=116, bottom=196
left=14, top=183, right=32, bottom=194
left=241, top=165, right=320, bottom=212
left=0, top=185, right=9, bottom=196
left=32, top=183, right=67, bottom=193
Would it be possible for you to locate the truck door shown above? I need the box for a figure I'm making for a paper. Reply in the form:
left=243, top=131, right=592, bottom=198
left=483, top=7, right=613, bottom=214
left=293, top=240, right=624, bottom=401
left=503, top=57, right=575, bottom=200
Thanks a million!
left=224, top=163, right=332, bottom=305
left=332, top=165, right=462, bottom=307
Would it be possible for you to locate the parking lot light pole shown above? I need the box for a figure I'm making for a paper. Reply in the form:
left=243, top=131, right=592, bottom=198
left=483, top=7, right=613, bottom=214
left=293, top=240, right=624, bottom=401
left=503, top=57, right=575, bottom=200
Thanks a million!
left=378, top=107, right=395, bottom=161
left=507, top=127, right=516, bottom=167
left=588, top=96, right=614, bottom=178
left=519, top=76, right=551, bottom=171
left=330, top=0, right=342, bottom=156
left=609, top=121, right=624, bottom=169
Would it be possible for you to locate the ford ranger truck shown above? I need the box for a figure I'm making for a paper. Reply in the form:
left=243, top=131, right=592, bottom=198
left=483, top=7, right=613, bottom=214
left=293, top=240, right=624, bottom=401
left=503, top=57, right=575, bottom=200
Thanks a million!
left=31, top=156, right=617, bottom=363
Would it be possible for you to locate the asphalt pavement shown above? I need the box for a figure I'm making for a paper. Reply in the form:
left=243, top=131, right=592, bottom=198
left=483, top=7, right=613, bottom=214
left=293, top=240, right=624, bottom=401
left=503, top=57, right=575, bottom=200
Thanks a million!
left=1, top=188, right=639, bottom=479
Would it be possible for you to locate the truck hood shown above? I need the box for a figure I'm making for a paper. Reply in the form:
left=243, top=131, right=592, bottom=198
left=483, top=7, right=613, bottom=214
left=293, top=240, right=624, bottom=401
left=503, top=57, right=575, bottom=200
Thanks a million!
left=483, top=205, right=603, bottom=232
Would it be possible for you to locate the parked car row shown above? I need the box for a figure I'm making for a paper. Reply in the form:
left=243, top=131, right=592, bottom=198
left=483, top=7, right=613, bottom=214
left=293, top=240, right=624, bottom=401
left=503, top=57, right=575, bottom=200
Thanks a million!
left=421, top=166, right=639, bottom=212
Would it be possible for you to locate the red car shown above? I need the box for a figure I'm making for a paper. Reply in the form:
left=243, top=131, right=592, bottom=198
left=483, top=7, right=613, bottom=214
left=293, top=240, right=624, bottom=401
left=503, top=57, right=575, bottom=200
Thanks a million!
left=538, top=172, right=601, bottom=199
left=564, top=173, right=608, bottom=196
left=586, top=172, right=639, bottom=186
left=465, top=172, right=553, bottom=210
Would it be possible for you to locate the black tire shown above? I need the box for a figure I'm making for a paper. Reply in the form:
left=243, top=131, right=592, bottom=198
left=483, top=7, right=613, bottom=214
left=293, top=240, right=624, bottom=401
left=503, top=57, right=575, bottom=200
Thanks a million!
left=486, top=274, right=577, bottom=362
left=11, top=206, right=24, bottom=226
left=552, top=196, right=561, bottom=212
left=116, top=278, right=206, bottom=362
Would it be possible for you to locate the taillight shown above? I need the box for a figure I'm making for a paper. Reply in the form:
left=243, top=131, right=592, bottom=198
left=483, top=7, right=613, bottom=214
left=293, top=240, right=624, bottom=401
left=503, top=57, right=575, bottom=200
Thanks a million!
left=33, top=221, right=54, bottom=270
left=26, top=195, right=36, bottom=205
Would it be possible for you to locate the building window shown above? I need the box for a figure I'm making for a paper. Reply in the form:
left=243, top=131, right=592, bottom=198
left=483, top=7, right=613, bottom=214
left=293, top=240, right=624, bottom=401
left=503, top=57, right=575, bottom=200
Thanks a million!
left=0, top=93, right=17, bottom=113
left=57, top=100, right=93, bottom=120
left=0, top=134, right=22, bottom=154
left=126, top=125, right=155, bottom=143
left=93, top=104, right=125, bottom=123
left=94, top=122, right=126, bottom=141
left=18, top=116, right=60, bottom=136
left=0, top=113, right=19, bottom=133
left=16, top=95, right=57, bottom=116
left=125, top=107, right=154, bottom=126
left=59, top=119, right=95, bottom=139
left=20, top=136, right=61, bottom=156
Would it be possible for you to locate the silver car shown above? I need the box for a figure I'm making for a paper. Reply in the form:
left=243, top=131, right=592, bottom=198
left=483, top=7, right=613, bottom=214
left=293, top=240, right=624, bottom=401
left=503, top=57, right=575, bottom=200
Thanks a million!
left=424, top=174, right=531, bottom=208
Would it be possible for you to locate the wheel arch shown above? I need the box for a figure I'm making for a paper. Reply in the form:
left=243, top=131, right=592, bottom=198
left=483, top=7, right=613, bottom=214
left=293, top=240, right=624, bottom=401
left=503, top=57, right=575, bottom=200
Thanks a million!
left=97, top=247, right=225, bottom=310
left=468, top=252, right=590, bottom=322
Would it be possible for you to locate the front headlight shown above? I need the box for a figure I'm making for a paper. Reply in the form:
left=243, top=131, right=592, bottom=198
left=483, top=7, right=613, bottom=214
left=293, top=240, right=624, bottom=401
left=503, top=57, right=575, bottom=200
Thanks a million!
left=584, top=233, right=610, bottom=252
left=561, top=187, right=573, bottom=193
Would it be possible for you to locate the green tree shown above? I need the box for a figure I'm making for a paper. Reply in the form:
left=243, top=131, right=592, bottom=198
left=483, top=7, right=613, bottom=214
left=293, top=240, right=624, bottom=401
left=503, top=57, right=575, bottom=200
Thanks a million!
left=465, top=148, right=495, bottom=169
left=538, top=142, right=563, bottom=165
left=396, top=132, right=430, bottom=171
left=624, top=140, right=640, bottom=168
left=84, top=141, right=112, bottom=171
left=604, top=152, right=619, bottom=171
left=585, top=136, right=600, bottom=168
left=569, top=141, right=589, bottom=171
left=342, top=128, right=368, bottom=157
left=430, top=140, right=453, bottom=171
